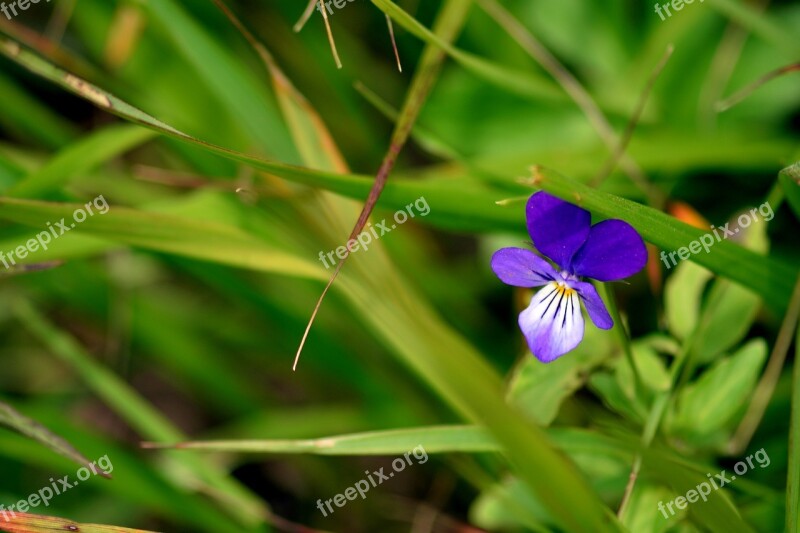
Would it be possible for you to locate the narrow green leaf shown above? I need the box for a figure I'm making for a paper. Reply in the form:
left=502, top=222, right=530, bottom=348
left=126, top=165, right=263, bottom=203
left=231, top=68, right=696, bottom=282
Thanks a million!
left=146, top=425, right=497, bottom=455
left=533, top=166, right=797, bottom=312
left=371, top=0, right=564, bottom=103
left=129, top=0, right=299, bottom=159
left=0, top=37, right=518, bottom=233
left=0, top=400, right=100, bottom=475
left=617, top=343, right=671, bottom=396
left=0, top=512, right=159, bottom=533
left=705, top=0, right=800, bottom=56
left=788, top=316, right=800, bottom=532
left=0, top=196, right=325, bottom=280
left=9, top=124, right=156, bottom=198
left=779, top=162, right=800, bottom=220
left=12, top=301, right=268, bottom=531
left=0, top=71, right=78, bottom=149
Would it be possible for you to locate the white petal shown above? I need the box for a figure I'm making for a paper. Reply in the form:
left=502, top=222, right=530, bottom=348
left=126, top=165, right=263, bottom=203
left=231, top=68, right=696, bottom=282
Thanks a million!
left=518, top=281, right=584, bottom=363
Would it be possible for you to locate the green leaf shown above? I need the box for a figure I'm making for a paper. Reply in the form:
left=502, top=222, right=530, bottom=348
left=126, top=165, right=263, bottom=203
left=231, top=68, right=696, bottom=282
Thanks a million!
left=644, top=448, right=757, bottom=533
left=788, top=315, right=800, bottom=532
left=691, top=279, right=761, bottom=365
left=620, top=484, right=681, bottom=533
left=589, top=372, right=647, bottom=423
left=145, top=425, right=497, bottom=454
left=12, top=301, right=268, bottom=531
left=0, top=37, right=521, bottom=235
left=370, top=0, right=564, bottom=103
left=617, top=342, right=671, bottom=395
left=779, top=162, right=800, bottom=221
left=507, top=324, right=614, bottom=425
left=471, top=477, right=551, bottom=532
left=0, top=400, right=99, bottom=474
left=0, top=512, right=159, bottom=533
left=0, top=70, right=79, bottom=149
left=665, top=261, right=713, bottom=341
left=667, top=339, right=768, bottom=441
left=533, top=166, right=798, bottom=313
left=129, top=0, right=299, bottom=159
left=8, top=124, right=156, bottom=198
left=704, top=0, right=800, bottom=56
left=0, top=196, right=326, bottom=281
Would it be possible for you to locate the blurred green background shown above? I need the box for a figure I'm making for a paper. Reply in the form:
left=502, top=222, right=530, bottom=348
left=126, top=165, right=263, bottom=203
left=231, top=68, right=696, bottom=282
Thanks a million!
left=0, top=0, right=799, bottom=531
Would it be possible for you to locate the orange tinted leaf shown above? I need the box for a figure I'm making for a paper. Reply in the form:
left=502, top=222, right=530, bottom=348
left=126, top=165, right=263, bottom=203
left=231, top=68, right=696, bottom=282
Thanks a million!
left=0, top=512, right=158, bottom=533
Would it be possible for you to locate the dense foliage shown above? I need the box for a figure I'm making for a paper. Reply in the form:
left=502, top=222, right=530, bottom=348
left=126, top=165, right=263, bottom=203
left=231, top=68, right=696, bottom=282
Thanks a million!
left=0, top=1, right=798, bottom=532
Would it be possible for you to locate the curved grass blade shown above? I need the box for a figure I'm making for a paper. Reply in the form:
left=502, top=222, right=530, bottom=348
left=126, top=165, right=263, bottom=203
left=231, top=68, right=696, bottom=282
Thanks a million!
left=716, top=62, right=800, bottom=112
left=292, top=0, right=473, bottom=370
left=210, top=0, right=348, bottom=173
left=0, top=512, right=158, bottom=533
left=531, top=165, right=798, bottom=312
left=0, top=197, right=325, bottom=280
left=127, top=0, right=299, bottom=159
left=143, top=425, right=498, bottom=455
left=0, top=71, right=78, bottom=149
left=0, top=400, right=108, bottom=478
left=370, top=0, right=564, bottom=103
left=9, top=124, right=155, bottom=198
left=704, top=0, right=800, bottom=57
left=12, top=301, right=268, bottom=531
left=137, top=15, right=625, bottom=531
left=789, top=310, right=800, bottom=532
left=729, top=276, right=800, bottom=454
left=2, top=37, right=791, bottom=316
left=779, top=162, right=800, bottom=220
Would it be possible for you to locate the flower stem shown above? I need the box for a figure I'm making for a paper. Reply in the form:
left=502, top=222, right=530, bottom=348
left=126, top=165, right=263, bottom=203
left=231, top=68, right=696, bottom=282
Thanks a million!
left=595, top=281, right=642, bottom=394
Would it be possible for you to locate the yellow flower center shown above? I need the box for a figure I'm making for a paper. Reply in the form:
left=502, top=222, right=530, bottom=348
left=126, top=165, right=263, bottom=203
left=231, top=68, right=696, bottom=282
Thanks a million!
left=554, top=282, right=575, bottom=297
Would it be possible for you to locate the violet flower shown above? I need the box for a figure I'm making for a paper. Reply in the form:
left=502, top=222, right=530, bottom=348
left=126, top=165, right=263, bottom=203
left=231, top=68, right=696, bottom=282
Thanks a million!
left=491, top=192, right=647, bottom=363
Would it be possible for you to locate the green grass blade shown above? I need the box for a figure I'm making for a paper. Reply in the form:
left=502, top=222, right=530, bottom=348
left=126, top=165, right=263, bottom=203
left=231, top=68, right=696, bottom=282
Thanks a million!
left=0, top=400, right=98, bottom=473
left=370, top=0, right=564, bottom=102
left=128, top=0, right=299, bottom=159
left=12, top=300, right=269, bottom=531
left=779, top=162, right=800, bottom=220
left=0, top=196, right=325, bottom=280
left=146, top=425, right=497, bottom=454
left=532, top=166, right=797, bottom=312
left=705, top=0, right=800, bottom=56
left=9, top=124, right=156, bottom=198
left=0, top=71, right=79, bottom=149
left=0, top=512, right=158, bottom=533
left=789, top=315, right=800, bottom=532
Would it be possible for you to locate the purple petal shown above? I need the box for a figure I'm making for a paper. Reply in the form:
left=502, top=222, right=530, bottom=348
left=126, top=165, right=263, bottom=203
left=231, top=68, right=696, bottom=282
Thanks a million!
left=571, top=280, right=613, bottom=330
left=519, top=282, right=585, bottom=363
left=491, top=248, right=558, bottom=287
left=526, top=192, right=591, bottom=269
left=569, top=219, right=647, bottom=282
